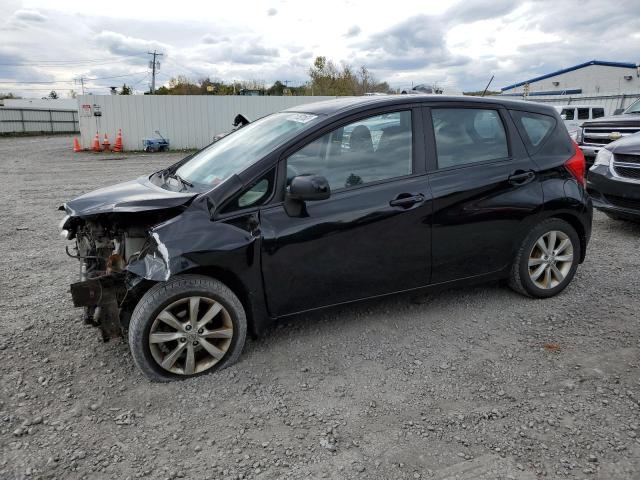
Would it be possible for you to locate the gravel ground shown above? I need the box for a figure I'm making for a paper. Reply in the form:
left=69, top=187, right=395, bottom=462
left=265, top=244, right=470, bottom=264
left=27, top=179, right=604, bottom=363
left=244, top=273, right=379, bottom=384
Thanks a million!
left=1, top=135, right=639, bottom=480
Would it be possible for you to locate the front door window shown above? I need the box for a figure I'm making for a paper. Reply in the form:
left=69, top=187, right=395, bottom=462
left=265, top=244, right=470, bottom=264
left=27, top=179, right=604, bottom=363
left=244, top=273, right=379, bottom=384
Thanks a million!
left=287, top=111, right=413, bottom=191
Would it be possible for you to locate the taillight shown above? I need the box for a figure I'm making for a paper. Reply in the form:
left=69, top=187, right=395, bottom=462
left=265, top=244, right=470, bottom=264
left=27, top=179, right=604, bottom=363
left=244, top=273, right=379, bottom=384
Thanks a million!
left=565, top=140, right=586, bottom=187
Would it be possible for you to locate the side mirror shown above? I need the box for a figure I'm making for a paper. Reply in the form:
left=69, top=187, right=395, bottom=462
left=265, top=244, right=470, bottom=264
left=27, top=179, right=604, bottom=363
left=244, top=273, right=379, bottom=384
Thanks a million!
left=284, top=175, right=330, bottom=217
left=560, top=114, right=567, bottom=120
left=613, top=108, right=624, bottom=115
left=287, top=175, right=330, bottom=202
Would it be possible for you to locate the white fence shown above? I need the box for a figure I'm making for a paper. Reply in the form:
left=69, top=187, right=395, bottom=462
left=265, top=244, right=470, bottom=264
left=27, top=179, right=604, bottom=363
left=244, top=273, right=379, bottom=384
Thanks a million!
left=0, top=107, right=79, bottom=134
left=77, top=95, right=336, bottom=151
left=501, top=92, right=640, bottom=116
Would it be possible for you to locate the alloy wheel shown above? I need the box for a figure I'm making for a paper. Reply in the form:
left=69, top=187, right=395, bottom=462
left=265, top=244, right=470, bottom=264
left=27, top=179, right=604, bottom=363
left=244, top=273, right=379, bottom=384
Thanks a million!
left=149, top=296, right=233, bottom=375
left=528, top=230, right=574, bottom=290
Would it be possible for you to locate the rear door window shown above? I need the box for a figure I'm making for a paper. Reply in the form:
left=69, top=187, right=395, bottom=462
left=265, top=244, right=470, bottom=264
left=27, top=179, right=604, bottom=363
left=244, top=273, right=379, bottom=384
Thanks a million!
left=577, top=108, right=590, bottom=120
left=509, top=110, right=556, bottom=151
left=592, top=108, right=605, bottom=119
left=431, top=108, right=509, bottom=168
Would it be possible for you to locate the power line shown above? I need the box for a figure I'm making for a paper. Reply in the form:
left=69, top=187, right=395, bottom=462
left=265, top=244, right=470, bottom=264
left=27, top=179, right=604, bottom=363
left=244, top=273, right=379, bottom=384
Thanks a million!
left=0, top=87, right=111, bottom=91
left=0, top=54, right=147, bottom=67
left=0, top=71, right=149, bottom=85
left=0, top=80, right=75, bottom=85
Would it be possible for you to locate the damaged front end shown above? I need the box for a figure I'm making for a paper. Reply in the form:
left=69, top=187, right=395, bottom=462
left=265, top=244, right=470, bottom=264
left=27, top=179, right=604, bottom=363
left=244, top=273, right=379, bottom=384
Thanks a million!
left=61, top=210, right=181, bottom=341
left=59, top=176, right=197, bottom=340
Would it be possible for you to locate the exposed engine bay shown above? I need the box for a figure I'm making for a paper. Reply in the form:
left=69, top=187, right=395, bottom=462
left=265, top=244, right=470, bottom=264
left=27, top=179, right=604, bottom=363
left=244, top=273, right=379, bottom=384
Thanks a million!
left=62, top=209, right=182, bottom=340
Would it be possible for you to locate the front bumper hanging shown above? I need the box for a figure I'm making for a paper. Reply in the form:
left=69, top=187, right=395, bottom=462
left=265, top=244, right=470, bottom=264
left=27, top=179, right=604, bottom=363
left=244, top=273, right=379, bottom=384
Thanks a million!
left=70, top=274, right=126, bottom=341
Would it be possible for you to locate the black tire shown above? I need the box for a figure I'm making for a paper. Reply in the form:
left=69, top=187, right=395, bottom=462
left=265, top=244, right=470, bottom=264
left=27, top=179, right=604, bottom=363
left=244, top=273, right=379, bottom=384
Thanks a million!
left=128, top=274, right=247, bottom=382
left=509, top=218, right=581, bottom=298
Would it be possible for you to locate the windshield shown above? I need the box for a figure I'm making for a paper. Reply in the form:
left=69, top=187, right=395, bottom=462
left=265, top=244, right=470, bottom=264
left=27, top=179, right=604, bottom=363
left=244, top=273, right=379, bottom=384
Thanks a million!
left=624, top=99, right=640, bottom=114
left=174, top=112, right=319, bottom=191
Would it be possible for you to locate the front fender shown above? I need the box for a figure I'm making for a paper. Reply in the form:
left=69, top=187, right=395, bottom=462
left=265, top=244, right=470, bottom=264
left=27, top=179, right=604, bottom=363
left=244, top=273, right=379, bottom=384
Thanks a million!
left=127, top=208, right=259, bottom=280
left=126, top=207, right=271, bottom=335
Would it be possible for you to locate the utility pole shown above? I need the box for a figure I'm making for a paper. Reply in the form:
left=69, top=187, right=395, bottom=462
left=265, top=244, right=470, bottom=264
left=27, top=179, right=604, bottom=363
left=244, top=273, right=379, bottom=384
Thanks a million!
left=147, top=50, right=163, bottom=94
left=76, top=76, right=85, bottom=95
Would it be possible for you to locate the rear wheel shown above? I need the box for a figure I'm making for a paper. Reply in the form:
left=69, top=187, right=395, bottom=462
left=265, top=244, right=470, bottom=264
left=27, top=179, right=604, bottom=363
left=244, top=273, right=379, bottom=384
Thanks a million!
left=509, top=219, right=580, bottom=298
left=128, top=275, right=246, bottom=382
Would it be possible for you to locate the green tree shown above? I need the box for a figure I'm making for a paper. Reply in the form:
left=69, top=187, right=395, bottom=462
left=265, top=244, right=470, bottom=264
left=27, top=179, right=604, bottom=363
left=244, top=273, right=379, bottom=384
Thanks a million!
left=463, top=90, right=500, bottom=97
left=267, top=80, right=285, bottom=95
left=120, top=83, right=132, bottom=95
left=48, top=90, right=58, bottom=99
left=307, top=56, right=391, bottom=96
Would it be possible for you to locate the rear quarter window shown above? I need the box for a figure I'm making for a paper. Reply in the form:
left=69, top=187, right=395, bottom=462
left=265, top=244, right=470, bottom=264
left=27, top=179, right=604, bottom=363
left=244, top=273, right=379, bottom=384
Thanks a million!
left=509, top=110, right=573, bottom=158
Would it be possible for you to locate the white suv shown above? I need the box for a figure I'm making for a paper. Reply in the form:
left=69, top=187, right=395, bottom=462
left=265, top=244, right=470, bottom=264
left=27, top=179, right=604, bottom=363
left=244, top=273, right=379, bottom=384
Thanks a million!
left=554, top=105, right=606, bottom=139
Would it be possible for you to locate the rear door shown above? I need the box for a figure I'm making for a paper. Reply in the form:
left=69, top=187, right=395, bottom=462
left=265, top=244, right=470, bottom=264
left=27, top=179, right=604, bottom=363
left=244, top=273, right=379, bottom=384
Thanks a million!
left=423, top=103, right=544, bottom=283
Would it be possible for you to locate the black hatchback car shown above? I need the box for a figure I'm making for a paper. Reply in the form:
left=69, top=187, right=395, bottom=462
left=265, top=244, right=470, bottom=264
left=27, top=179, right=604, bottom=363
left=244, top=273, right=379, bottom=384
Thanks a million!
left=60, top=96, right=592, bottom=381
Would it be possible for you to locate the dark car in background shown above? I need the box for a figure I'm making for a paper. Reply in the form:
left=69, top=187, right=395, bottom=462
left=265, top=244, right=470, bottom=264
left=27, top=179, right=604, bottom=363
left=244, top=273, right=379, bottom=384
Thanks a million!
left=588, top=132, right=640, bottom=222
left=577, top=98, right=640, bottom=166
left=59, top=96, right=592, bottom=381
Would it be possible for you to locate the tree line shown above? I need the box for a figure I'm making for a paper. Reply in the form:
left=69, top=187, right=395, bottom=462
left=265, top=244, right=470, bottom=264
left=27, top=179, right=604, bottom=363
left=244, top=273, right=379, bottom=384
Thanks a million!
left=153, top=56, right=392, bottom=96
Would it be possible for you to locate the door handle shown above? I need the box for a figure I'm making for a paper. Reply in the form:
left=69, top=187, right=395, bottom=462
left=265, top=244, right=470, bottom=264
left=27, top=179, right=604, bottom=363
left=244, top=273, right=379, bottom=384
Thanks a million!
left=389, top=193, right=425, bottom=208
left=508, top=170, right=535, bottom=185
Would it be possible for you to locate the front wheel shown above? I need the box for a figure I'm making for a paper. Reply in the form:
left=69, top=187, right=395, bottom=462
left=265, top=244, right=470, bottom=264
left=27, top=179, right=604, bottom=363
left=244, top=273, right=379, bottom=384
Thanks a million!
left=128, top=275, right=247, bottom=382
left=509, top=219, right=580, bottom=298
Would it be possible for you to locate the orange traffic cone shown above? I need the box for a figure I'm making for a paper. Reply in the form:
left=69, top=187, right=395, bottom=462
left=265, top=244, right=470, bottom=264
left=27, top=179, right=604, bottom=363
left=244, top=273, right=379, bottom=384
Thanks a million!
left=73, top=137, right=82, bottom=152
left=102, top=133, right=111, bottom=151
left=113, top=129, right=123, bottom=152
left=92, top=132, right=102, bottom=152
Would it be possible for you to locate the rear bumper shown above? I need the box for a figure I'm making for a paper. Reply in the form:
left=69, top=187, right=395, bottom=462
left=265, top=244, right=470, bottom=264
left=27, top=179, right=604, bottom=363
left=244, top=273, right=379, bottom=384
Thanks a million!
left=587, top=165, right=640, bottom=219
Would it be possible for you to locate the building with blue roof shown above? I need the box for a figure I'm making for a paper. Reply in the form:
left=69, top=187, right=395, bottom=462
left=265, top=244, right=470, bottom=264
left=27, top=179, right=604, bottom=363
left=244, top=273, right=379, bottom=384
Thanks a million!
left=500, top=60, right=639, bottom=97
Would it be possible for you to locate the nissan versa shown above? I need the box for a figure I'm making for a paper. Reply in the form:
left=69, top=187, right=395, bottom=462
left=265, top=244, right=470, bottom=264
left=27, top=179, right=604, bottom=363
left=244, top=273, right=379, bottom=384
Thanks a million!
left=59, top=96, right=592, bottom=382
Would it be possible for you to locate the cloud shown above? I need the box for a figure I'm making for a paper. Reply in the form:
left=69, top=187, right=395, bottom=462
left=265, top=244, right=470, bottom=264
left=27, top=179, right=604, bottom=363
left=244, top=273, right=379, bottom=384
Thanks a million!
left=228, top=43, right=279, bottom=64
left=345, top=25, right=361, bottom=38
left=94, top=30, right=169, bottom=57
left=200, top=33, right=230, bottom=45
left=446, top=0, right=522, bottom=24
left=356, top=14, right=455, bottom=72
left=201, top=33, right=217, bottom=44
left=0, top=50, right=54, bottom=83
left=12, top=9, right=47, bottom=22
left=1, top=1, right=639, bottom=96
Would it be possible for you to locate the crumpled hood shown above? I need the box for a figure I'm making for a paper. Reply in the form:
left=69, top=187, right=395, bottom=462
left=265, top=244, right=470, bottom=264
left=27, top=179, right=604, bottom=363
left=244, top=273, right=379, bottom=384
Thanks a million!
left=63, top=175, right=197, bottom=217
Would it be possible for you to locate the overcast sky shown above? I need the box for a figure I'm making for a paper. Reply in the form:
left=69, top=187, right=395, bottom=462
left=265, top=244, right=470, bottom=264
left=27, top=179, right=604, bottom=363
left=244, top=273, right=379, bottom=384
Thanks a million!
left=1, top=0, right=639, bottom=97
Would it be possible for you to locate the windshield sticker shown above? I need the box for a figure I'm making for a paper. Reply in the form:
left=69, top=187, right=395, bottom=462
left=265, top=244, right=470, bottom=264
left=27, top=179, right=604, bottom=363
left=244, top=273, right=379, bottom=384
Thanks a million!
left=286, top=113, right=316, bottom=124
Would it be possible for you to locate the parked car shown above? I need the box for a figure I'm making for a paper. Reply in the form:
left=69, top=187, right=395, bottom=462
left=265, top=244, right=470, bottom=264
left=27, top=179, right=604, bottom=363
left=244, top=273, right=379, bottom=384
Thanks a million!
left=59, top=96, right=592, bottom=381
left=587, top=131, right=640, bottom=222
left=554, top=105, right=605, bottom=139
left=577, top=98, right=640, bottom=166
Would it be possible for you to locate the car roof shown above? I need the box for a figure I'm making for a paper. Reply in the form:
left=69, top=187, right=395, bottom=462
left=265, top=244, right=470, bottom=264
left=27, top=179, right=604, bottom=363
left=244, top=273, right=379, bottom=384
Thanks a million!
left=284, top=95, right=558, bottom=116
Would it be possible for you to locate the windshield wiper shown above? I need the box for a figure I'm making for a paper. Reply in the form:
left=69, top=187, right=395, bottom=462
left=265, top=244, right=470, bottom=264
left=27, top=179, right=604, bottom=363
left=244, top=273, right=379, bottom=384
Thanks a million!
left=160, top=170, right=193, bottom=190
